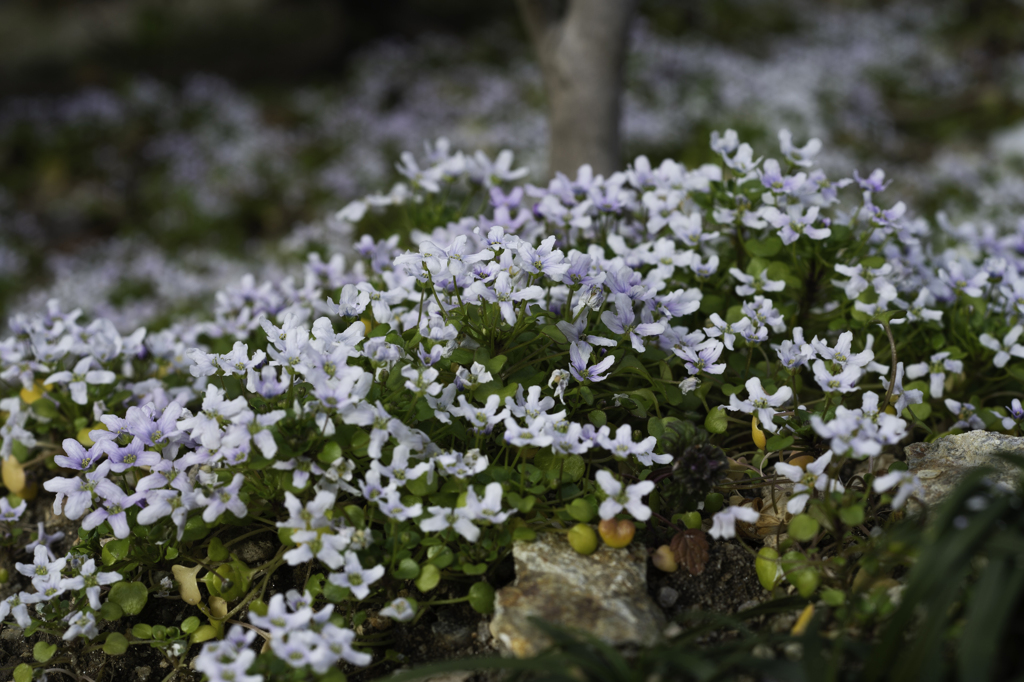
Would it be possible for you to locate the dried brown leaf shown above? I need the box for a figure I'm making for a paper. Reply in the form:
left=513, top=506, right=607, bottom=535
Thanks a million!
left=670, top=529, right=710, bottom=576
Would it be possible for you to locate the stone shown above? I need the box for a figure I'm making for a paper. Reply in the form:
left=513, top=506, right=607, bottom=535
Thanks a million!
left=904, top=430, right=1022, bottom=507
left=489, top=532, right=665, bottom=658
left=657, top=586, right=679, bottom=608
left=431, top=616, right=474, bottom=649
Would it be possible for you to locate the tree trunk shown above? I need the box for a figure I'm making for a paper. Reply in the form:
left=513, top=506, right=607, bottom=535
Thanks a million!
left=517, top=0, right=635, bottom=179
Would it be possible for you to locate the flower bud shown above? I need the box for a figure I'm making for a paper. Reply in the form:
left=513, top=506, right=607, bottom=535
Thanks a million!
left=567, top=524, right=598, bottom=555
left=751, top=416, right=767, bottom=451
left=651, top=545, right=678, bottom=573
left=598, top=519, right=636, bottom=548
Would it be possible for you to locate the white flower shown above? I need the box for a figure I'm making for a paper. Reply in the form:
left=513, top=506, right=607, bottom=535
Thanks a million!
left=774, top=450, right=844, bottom=514
left=595, top=470, right=655, bottom=521
left=872, top=470, right=923, bottom=510
left=726, top=377, right=793, bottom=432
left=379, top=597, right=416, bottom=623
left=708, top=506, right=761, bottom=539
left=979, top=326, right=1024, bottom=368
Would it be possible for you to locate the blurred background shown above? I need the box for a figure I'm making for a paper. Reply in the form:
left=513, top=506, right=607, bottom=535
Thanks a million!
left=2, top=0, right=1024, bottom=331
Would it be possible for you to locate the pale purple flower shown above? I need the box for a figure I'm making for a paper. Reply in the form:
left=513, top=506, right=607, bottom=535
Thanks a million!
left=812, top=360, right=862, bottom=394
left=601, top=295, right=664, bottom=353
left=54, top=438, right=111, bottom=471
left=568, top=343, right=614, bottom=383
left=81, top=489, right=144, bottom=539
left=328, top=552, right=386, bottom=600
left=470, top=482, right=514, bottom=525
left=199, top=473, right=248, bottom=523
left=944, top=399, right=986, bottom=430
left=763, top=204, right=830, bottom=245
left=1003, top=398, right=1024, bottom=430
left=16, top=545, right=67, bottom=590
left=63, top=610, right=99, bottom=641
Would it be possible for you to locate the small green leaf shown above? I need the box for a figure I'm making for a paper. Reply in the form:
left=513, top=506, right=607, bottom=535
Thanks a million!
left=101, top=538, right=130, bottom=566
left=485, top=355, right=507, bottom=374
left=190, top=624, right=219, bottom=644
left=705, top=406, right=728, bottom=434
left=206, top=537, right=229, bottom=563
left=838, top=504, right=865, bottom=527
left=821, top=589, right=846, bottom=607
left=98, top=600, right=123, bottom=621
left=14, top=663, right=33, bottom=682
left=588, top=410, right=607, bottom=428
left=540, top=324, right=568, bottom=344
left=462, top=562, right=488, bottom=576
left=578, top=386, right=594, bottom=405
left=33, top=641, right=56, bottom=663
left=180, top=617, right=201, bottom=634
left=450, top=348, right=474, bottom=365
left=755, top=547, right=781, bottom=591
left=766, top=434, right=794, bottom=452
left=103, top=632, right=129, bottom=656
left=132, top=624, right=153, bottom=639
left=108, top=581, right=148, bottom=616
left=744, top=235, right=783, bottom=257
left=512, top=527, right=536, bottom=542
left=393, top=558, right=421, bottom=580
left=468, top=582, right=495, bottom=614
left=788, top=514, right=820, bottom=542
left=566, top=498, right=596, bottom=523
left=318, top=442, right=343, bottom=464
left=426, top=545, right=455, bottom=569
left=704, top=492, right=724, bottom=514
left=647, top=417, right=665, bottom=440
left=165, top=546, right=179, bottom=560
left=415, top=564, right=441, bottom=592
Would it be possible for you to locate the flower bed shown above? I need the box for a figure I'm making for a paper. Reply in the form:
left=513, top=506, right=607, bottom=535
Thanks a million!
left=2, top=128, right=1024, bottom=680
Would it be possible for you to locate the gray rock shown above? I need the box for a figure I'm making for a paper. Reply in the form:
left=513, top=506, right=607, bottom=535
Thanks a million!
left=489, top=532, right=665, bottom=658
left=657, top=586, right=679, bottom=608
left=904, top=430, right=1022, bottom=507
left=431, top=616, right=474, bottom=649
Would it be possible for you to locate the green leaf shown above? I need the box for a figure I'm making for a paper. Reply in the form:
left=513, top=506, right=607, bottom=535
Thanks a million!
left=700, top=294, right=724, bottom=314
left=103, top=632, right=129, bottom=656
left=393, top=558, right=421, bottom=580
left=207, top=537, right=229, bottom=563
left=705, top=406, right=728, bottom=434
left=102, top=538, right=131, bottom=566
left=612, top=354, right=651, bottom=380
left=540, top=324, right=567, bottom=344
left=165, top=546, right=179, bottom=560
left=450, top=348, right=474, bottom=365
left=647, top=417, right=665, bottom=440
left=566, top=498, right=596, bottom=523
left=744, top=235, right=783, bottom=258
left=704, top=492, right=724, bottom=514
left=512, top=527, right=536, bottom=542
left=765, top=434, right=794, bottom=452
left=33, top=641, right=56, bottom=663
left=180, top=617, right=201, bottom=634
left=721, top=383, right=744, bottom=396
left=108, top=581, right=148, bottom=616
left=415, top=564, right=441, bottom=592
left=426, top=545, right=455, bottom=569
left=485, top=355, right=507, bottom=374
left=31, top=398, right=60, bottom=418
left=838, top=504, right=865, bottom=527
left=462, top=562, right=488, bottom=576
left=98, top=600, right=123, bottom=621
left=190, top=624, right=220, bottom=644
left=534, top=452, right=586, bottom=483
left=588, top=410, right=607, bottom=428
left=132, top=624, right=153, bottom=639
left=318, top=442, right=343, bottom=464
left=788, top=514, right=820, bottom=542
left=468, top=582, right=495, bottom=614
left=14, top=663, right=33, bottom=682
